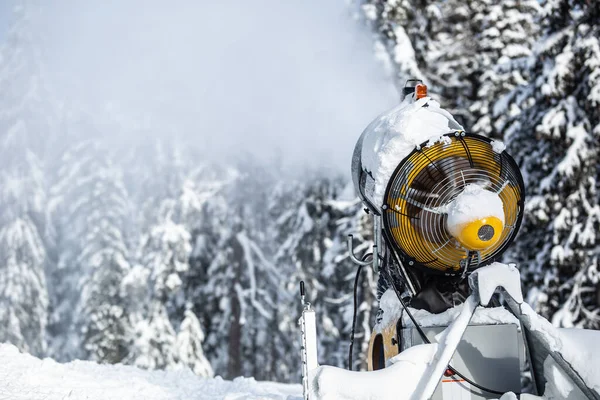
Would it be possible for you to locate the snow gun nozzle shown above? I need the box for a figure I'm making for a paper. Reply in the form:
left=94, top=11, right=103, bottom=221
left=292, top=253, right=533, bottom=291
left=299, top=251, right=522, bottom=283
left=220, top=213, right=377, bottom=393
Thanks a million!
left=300, top=281, right=306, bottom=306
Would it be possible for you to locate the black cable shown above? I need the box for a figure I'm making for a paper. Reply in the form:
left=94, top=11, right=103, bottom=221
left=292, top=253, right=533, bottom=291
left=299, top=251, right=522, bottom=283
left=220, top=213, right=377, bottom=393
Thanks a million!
left=381, top=267, right=430, bottom=351
left=348, top=253, right=372, bottom=370
left=447, top=367, right=505, bottom=396
left=382, top=264, right=509, bottom=396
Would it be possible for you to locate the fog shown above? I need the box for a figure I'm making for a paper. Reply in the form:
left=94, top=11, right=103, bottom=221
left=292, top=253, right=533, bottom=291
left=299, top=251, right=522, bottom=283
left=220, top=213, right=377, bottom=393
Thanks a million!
left=34, top=0, right=397, bottom=171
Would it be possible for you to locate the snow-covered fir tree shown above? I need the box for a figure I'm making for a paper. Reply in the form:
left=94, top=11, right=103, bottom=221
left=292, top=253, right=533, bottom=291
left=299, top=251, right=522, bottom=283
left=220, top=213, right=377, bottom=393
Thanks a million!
left=145, top=210, right=191, bottom=308
left=129, top=301, right=178, bottom=371
left=424, top=0, right=479, bottom=126
left=272, top=177, right=336, bottom=380
left=48, top=140, right=133, bottom=362
left=176, top=308, right=213, bottom=377
left=0, top=0, right=54, bottom=357
left=78, top=163, right=133, bottom=363
left=358, top=0, right=427, bottom=90
left=502, top=0, right=600, bottom=328
left=199, top=166, right=280, bottom=380
left=359, top=0, right=475, bottom=121
left=359, top=0, right=540, bottom=135
left=81, top=242, right=131, bottom=364
left=0, top=189, right=48, bottom=357
left=273, top=175, right=377, bottom=376
left=187, top=193, right=231, bottom=376
left=468, top=0, right=540, bottom=138
left=128, top=206, right=191, bottom=370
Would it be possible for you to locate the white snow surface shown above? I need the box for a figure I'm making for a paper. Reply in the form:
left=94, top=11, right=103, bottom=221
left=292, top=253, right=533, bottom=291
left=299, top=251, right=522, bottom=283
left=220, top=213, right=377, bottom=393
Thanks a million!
left=521, top=304, right=600, bottom=394
left=375, top=288, right=519, bottom=334
left=471, top=262, right=524, bottom=306
left=490, top=140, right=507, bottom=153
left=405, top=302, right=520, bottom=329
left=446, top=184, right=505, bottom=238
left=360, top=96, right=462, bottom=210
left=311, top=344, right=438, bottom=400
left=0, top=344, right=302, bottom=400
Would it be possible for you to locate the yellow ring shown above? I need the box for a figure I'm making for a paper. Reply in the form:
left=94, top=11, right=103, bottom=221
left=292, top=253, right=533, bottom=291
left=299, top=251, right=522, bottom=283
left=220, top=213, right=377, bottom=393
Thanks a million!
left=454, top=216, right=504, bottom=251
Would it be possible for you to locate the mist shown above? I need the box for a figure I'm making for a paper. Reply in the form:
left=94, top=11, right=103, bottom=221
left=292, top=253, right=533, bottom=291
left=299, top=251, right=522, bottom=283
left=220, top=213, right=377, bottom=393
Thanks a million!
left=36, top=0, right=397, bottom=172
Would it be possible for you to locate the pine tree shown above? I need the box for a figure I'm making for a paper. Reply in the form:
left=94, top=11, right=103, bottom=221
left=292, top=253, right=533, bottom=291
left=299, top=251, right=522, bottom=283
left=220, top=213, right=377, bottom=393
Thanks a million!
left=145, top=214, right=191, bottom=307
left=191, top=163, right=281, bottom=380
left=469, top=0, right=540, bottom=138
left=176, top=309, right=214, bottom=377
left=266, top=178, right=308, bottom=382
left=76, top=162, right=133, bottom=363
left=424, top=0, right=491, bottom=128
left=48, top=140, right=133, bottom=362
left=359, top=0, right=432, bottom=90
left=205, top=216, right=279, bottom=379
left=274, top=177, right=337, bottom=378
left=0, top=214, right=48, bottom=356
left=184, top=202, right=224, bottom=366
left=47, top=141, right=91, bottom=360
left=0, top=122, right=49, bottom=358
left=196, top=210, right=238, bottom=378
left=127, top=162, right=236, bottom=375
left=360, top=0, right=540, bottom=135
left=81, top=250, right=131, bottom=363
left=272, top=174, right=377, bottom=376
left=184, top=177, right=232, bottom=378
left=502, top=0, right=600, bottom=328
left=0, top=0, right=54, bottom=357
left=130, top=302, right=179, bottom=370
left=128, top=209, right=192, bottom=370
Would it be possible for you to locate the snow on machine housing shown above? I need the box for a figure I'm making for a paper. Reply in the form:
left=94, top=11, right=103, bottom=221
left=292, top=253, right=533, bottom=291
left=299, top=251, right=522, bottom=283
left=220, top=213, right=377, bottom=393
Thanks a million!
left=300, top=81, right=600, bottom=400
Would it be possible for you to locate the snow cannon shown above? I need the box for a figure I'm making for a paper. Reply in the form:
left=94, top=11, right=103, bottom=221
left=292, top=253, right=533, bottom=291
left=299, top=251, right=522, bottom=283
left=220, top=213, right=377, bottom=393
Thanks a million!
left=351, top=83, right=525, bottom=278
left=300, top=82, right=600, bottom=400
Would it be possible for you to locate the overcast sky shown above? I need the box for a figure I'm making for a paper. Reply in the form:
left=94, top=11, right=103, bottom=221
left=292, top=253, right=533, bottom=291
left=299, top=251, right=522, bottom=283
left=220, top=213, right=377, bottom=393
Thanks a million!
left=6, top=0, right=398, bottom=172
left=0, top=1, right=12, bottom=39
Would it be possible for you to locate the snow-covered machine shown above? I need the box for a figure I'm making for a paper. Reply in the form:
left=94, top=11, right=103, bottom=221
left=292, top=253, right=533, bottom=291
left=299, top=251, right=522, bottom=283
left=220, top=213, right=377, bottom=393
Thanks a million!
left=300, top=81, right=600, bottom=400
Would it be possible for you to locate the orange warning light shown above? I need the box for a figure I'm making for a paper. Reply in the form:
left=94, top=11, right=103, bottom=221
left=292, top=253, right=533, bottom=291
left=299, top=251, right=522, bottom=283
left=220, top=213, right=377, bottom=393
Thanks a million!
left=415, top=83, right=428, bottom=99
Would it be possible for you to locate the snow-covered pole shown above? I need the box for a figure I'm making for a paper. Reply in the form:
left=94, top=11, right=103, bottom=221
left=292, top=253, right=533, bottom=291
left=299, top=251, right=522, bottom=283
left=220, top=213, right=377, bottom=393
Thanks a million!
left=299, top=281, right=318, bottom=400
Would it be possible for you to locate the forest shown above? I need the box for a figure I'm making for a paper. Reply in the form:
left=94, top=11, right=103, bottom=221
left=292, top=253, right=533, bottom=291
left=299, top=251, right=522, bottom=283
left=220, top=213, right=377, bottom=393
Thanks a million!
left=0, top=0, right=598, bottom=384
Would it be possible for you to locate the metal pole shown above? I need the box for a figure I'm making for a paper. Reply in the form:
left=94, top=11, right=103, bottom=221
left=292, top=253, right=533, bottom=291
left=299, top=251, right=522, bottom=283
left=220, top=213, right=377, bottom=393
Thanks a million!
left=299, top=282, right=318, bottom=400
left=347, top=235, right=371, bottom=267
left=373, top=216, right=381, bottom=273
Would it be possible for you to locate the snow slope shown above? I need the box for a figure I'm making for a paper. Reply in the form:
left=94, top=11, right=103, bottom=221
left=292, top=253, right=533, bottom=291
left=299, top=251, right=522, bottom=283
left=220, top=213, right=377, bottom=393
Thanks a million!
left=0, top=344, right=302, bottom=400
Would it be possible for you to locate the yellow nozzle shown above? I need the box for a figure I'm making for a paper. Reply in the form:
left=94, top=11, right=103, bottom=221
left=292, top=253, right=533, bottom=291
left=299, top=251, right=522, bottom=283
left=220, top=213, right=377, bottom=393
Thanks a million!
left=453, top=217, right=504, bottom=250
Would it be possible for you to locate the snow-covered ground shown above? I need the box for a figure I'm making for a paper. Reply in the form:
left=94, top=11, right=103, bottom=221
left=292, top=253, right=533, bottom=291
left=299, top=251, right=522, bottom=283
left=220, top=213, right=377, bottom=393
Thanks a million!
left=0, top=344, right=302, bottom=400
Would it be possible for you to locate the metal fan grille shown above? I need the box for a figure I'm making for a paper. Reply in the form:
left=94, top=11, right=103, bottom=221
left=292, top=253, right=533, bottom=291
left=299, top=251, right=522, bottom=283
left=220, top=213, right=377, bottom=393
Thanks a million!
left=383, top=133, right=524, bottom=275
